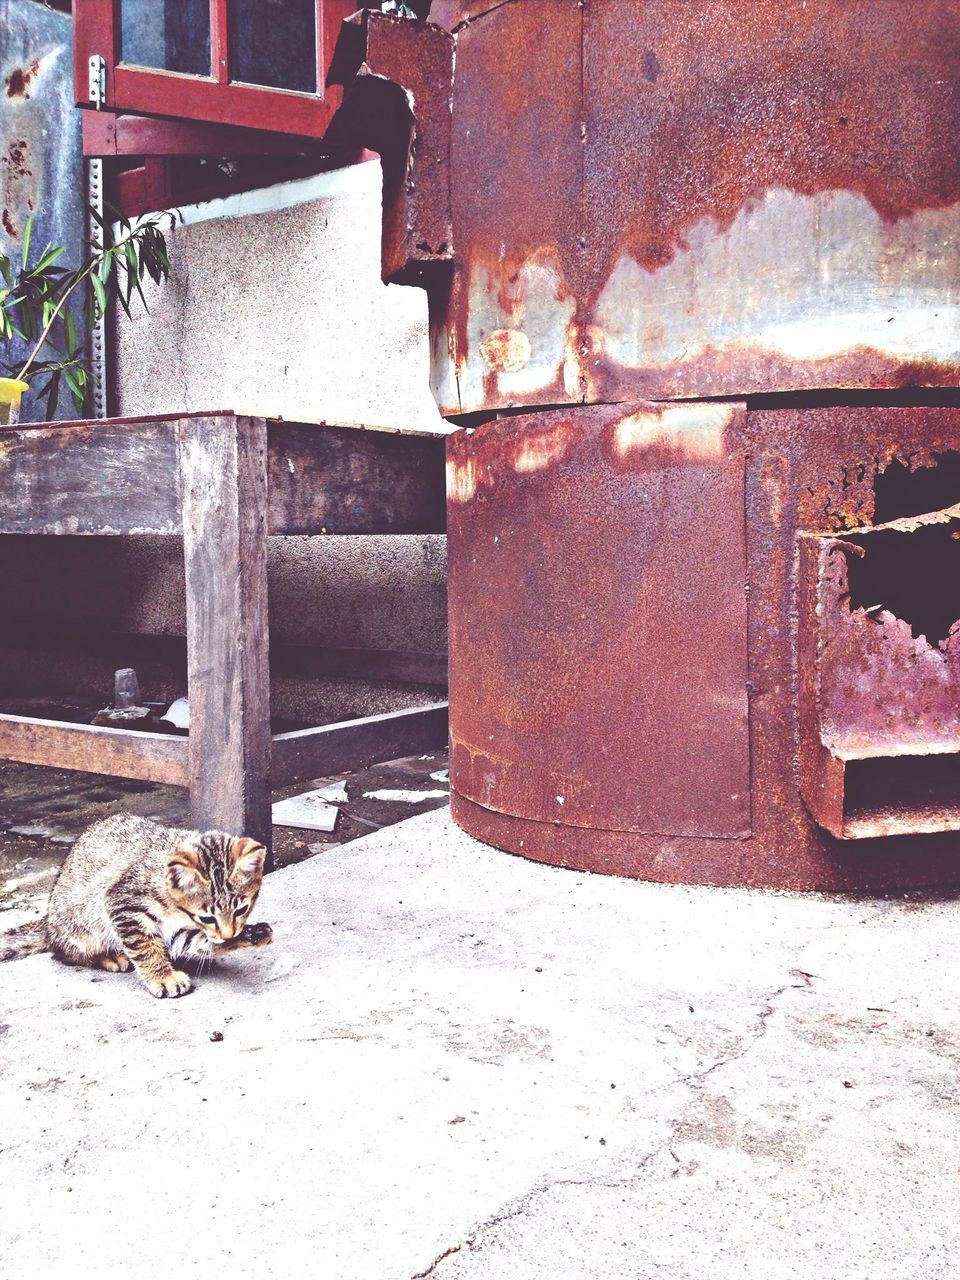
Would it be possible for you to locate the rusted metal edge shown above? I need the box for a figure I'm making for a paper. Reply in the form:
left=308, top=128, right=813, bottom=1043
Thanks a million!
left=796, top=532, right=960, bottom=839
left=327, top=11, right=454, bottom=281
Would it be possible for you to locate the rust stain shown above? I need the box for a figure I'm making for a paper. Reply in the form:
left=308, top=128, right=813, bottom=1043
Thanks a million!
left=479, top=328, right=531, bottom=374
left=606, top=402, right=732, bottom=468
left=447, top=412, right=580, bottom=502
left=6, top=60, right=40, bottom=100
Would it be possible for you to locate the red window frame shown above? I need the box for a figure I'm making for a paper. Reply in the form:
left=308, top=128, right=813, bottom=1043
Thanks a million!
left=74, top=0, right=362, bottom=136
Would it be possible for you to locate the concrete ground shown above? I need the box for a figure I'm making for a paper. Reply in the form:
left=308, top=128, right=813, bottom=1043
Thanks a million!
left=1, top=807, right=958, bottom=1279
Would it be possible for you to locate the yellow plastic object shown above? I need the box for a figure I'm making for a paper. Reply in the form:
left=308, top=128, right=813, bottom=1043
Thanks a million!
left=0, top=378, right=29, bottom=426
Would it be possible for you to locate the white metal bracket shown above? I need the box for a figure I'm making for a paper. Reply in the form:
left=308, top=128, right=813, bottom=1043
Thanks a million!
left=86, top=55, right=108, bottom=418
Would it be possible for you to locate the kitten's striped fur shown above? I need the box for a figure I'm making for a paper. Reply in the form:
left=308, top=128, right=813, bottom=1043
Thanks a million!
left=46, top=814, right=272, bottom=998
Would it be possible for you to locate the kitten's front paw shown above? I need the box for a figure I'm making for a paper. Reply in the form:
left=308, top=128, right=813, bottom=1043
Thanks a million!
left=147, top=969, right=193, bottom=999
left=242, top=922, right=273, bottom=948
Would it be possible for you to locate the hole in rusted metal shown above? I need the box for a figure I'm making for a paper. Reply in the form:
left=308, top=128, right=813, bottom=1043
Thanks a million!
left=874, top=450, right=960, bottom=523
left=844, top=523, right=960, bottom=648
left=844, top=755, right=960, bottom=835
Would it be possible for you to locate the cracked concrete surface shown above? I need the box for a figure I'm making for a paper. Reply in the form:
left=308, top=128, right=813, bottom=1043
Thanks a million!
left=1, top=808, right=958, bottom=1279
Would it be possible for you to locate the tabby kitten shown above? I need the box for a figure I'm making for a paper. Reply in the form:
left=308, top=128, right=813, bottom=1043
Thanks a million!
left=46, top=814, right=273, bottom=999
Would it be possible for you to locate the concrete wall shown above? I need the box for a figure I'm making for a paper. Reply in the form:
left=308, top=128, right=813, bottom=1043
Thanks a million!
left=113, top=160, right=446, bottom=432
left=1, top=160, right=449, bottom=724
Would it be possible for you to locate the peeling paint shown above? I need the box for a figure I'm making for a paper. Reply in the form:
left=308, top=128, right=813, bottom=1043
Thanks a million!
left=479, top=328, right=531, bottom=374
left=610, top=403, right=733, bottom=465
left=593, top=190, right=960, bottom=384
left=513, top=418, right=576, bottom=474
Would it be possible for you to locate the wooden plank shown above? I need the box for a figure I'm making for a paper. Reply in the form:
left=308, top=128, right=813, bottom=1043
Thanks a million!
left=271, top=702, right=449, bottom=788
left=178, top=415, right=272, bottom=847
left=0, top=419, right=180, bottom=535
left=267, top=421, right=446, bottom=535
left=211, top=0, right=230, bottom=85
left=0, top=713, right=188, bottom=785
left=83, top=110, right=330, bottom=157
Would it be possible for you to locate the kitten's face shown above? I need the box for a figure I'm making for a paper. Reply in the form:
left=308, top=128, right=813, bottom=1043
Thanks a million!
left=165, top=832, right=266, bottom=943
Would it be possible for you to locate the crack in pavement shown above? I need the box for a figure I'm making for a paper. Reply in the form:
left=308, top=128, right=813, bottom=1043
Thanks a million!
left=675, top=967, right=819, bottom=1088
left=411, top=965, right=822, bottom=1277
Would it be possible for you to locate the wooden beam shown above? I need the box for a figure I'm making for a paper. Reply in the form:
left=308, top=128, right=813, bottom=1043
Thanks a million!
left=0, top=415, right=445, bottom=537
left=267, top=422, right=446, bottom=535
left=271, top=702, right=449, bottom=788
left=92, top=112, right=330, bottom=156
left=178, top=415, right=273, bottom=846
left=0, top=714, right=188, bottom=785
left=0, top=419, right=180, bottom=535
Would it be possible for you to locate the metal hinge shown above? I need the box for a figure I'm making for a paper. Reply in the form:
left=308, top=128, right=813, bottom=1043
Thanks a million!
left=88, top=54, right=106, bottom=108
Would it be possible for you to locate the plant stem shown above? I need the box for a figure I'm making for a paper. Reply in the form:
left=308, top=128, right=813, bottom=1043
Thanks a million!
left=13, top=224, right=146, bottom=384
left=14, top=266, right=90, bottom=383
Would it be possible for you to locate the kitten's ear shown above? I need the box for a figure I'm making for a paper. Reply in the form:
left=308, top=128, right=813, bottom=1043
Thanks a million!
left=230, top=837, right=266, bottom=886
left=167, top=842, right=203, bottom=894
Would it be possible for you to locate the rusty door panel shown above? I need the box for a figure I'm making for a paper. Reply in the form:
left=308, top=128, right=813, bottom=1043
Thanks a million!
left=447, top=400, right=751, bottom=838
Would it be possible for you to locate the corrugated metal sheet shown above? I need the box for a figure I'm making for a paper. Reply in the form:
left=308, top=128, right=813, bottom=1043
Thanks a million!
left=1, top=0, right=84, bottom=421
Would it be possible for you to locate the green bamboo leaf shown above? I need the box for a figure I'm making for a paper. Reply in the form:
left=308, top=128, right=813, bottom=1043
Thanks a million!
left=90, top=271, right=108, bottom=316
left=63, top=366, right=82, bottom=398
left=21, top=215, right=33, bottom=269
left=36, top=244, right=65, bottom=272
left=45, top=371, right=61, bottom=421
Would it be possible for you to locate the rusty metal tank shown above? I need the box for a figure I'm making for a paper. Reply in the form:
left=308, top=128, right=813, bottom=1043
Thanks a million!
left=333, top=0, right=960, bottom=889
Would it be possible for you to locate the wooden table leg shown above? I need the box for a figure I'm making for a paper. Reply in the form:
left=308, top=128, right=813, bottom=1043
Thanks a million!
left=177, top=415, right=272, bottom=853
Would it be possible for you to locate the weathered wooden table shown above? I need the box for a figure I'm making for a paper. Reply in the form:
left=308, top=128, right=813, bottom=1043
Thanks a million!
left=0, top=412, right=448, bottom=851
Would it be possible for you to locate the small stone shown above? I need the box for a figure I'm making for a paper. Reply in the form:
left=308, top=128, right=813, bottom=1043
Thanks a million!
left=210, top=1030, right=224, bottom=1043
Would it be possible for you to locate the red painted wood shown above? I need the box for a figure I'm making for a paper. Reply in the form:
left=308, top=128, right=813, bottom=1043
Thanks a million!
left=73, top=0, right=362, bottom=136
left=211, top=0, right=230, bottom=84
left=73, top=0, right=118, bottom=107
left=84, top=109, right=329, bottom=157
left=111, top=64, right=340, bottom=136
left=112, top=159, right=171, bottom=218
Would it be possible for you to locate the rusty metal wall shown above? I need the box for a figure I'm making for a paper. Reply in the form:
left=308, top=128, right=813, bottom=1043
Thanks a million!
left=423, top=0, right=960, bottom=415
left=449, top=401, right=960, bottom=891
left=1, top=0, right=84, bottom=422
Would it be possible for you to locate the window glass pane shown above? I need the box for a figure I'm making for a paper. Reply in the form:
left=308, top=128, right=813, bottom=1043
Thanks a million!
left=229, top=0, right=317, bottom=93
left=120, top=0, right=211, bottom=77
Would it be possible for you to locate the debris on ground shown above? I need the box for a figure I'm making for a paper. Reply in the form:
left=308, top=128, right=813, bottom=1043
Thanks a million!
left=272, top=790, right=340, bottom=834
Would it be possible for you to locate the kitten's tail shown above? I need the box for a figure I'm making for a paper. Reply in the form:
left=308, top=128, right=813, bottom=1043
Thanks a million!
left=0, top=918, right=48, bottom=962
